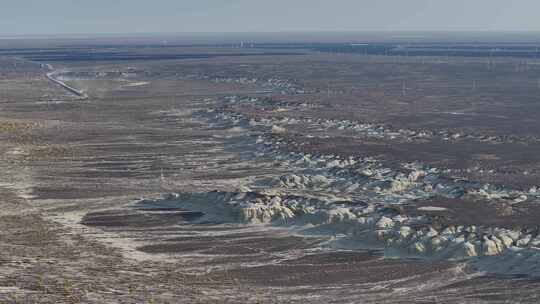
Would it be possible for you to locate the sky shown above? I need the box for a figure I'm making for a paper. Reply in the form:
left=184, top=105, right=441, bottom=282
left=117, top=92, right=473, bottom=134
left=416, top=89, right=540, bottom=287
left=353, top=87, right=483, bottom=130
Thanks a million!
left=3, top=0, right=540, bottom=35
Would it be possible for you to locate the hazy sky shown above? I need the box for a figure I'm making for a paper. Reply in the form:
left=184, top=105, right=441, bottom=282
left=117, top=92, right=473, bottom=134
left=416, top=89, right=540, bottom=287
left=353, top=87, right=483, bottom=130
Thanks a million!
left=3, top=0, right=540, bottom=35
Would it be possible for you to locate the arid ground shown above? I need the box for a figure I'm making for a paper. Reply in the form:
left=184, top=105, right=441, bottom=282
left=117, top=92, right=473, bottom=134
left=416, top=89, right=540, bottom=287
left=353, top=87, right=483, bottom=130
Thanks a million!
left=3, top=36, right=540, bottom=303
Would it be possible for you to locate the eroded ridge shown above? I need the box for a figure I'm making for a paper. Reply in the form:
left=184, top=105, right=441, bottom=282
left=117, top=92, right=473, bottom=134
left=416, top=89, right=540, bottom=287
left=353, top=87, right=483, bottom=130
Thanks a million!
left=152, top=97, right=540, bottom=277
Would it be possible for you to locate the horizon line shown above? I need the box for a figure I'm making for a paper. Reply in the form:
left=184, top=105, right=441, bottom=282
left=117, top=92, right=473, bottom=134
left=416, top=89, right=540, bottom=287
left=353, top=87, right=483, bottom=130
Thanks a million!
left=4, top=29, right=540, bottom=39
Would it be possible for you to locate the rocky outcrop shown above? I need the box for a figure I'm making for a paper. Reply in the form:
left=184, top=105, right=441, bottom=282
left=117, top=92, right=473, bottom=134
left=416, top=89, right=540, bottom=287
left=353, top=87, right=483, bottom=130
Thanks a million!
left=184, top=102, right=540, bottom=276
left=135, top=189, right=540, bottom=269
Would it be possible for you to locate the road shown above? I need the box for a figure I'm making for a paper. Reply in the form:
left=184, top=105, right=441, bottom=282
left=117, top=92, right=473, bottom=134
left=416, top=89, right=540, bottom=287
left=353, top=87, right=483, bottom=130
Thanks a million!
left=44, top=64, right=88, bottom=99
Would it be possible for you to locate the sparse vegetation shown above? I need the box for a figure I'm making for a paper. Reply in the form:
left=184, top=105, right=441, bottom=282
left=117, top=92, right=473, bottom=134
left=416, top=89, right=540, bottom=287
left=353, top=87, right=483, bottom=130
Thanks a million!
left=3, top=38, right=540, bottom=303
